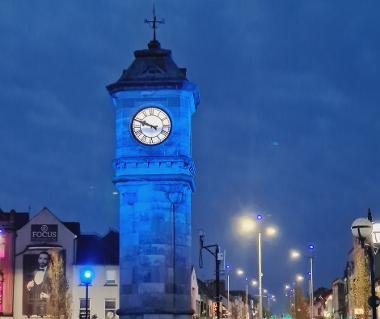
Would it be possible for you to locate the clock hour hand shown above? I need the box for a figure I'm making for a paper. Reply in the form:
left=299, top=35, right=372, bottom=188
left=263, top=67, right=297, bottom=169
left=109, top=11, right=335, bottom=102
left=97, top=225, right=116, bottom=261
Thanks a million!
left=134, top=119, right=158, bottom=130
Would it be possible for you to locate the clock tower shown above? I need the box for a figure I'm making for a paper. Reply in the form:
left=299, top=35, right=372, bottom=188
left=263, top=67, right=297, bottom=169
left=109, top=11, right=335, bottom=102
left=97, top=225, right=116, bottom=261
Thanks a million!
left=106, top=13, right=199, bottom=319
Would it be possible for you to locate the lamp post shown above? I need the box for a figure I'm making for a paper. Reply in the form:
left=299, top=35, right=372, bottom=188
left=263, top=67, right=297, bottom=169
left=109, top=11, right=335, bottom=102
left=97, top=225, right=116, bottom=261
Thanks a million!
left=237, top=214, right=277, bottom=319
left=199, top=231, right=223, bottom=319
left=226, top=264, right=230, bottom=317
left=258, top=226, right=263, bottom=319
left=308, top=244, right=315, bottom=319
left=351, top=209, right=379, bottom=319
left=80, top=268, right=94, bottom=319
left=289, top=244, right=315, bottom=319
left=235, top=269, right=249, bottom=319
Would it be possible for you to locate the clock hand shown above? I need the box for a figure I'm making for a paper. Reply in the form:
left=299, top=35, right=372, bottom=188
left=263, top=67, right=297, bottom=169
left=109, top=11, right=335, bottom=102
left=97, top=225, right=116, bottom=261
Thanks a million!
left=147, top=123, right=158, bottom=130
left=134, top=119, right=158, bottom=130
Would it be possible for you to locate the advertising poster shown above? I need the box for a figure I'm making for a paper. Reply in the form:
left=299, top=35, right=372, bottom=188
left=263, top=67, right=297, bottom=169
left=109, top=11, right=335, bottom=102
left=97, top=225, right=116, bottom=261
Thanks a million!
left=22, top=249, right=66, bottom=316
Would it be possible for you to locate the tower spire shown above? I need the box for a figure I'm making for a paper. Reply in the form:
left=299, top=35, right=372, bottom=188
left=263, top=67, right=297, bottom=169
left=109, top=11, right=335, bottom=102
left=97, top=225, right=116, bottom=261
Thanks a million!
left=144, top=3, right=165, bottom=42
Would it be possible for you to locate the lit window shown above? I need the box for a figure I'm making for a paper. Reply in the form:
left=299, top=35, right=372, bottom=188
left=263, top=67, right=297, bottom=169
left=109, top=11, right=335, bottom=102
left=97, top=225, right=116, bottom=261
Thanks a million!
left=79, top=298, right=91, bottom=319
left=105, top=270, right=117, bottom=285
left=105, top=298, right=116, bottom=319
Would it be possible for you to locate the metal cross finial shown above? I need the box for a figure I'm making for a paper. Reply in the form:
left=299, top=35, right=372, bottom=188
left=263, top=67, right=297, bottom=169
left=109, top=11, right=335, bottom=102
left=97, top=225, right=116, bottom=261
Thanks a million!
left=368, top=208, right=373, bottom=222
left=144, top=3, right=165, bottom=41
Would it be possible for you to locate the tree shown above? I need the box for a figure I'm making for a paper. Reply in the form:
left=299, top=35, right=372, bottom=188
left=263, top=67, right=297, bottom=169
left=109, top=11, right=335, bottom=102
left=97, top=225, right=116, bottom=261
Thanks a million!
left=290, top=285, right=309, bottom=319
left=349, top=247, right=370, bottom=319
left=231, top=296, right=243, bottom=319
left=46, top=249, right=72, bottom=319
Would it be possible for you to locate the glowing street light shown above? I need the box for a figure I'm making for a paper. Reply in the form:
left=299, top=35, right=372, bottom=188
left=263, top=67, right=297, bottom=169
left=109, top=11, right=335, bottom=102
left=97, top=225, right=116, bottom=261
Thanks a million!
left=289, top=249, right=301, bottom=260
left=289, top=245, right=316, bottom=319
left=295, top=274, right=304, bottom=282
left=251, top=279, right=258, bottom=287
left=235, top=268, right=249, bottom=317
left=80, top=268, right=94, bottom=319
left=236, top=268, right=245, bottom=276
left=265, top=226, right=277, bottom=237
left=236, top=214, right=277, bottom=319
left=240, top=217, right=256, bottom=234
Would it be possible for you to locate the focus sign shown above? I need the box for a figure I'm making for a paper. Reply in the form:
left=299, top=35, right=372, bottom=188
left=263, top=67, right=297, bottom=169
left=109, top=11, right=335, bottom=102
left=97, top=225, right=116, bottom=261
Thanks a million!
left=31, top=224, right=58, bottom=242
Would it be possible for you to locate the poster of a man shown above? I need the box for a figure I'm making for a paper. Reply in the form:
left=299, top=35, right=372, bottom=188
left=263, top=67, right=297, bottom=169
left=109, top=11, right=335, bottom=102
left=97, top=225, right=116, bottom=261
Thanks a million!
left=23, top=251, right=52, bottom=316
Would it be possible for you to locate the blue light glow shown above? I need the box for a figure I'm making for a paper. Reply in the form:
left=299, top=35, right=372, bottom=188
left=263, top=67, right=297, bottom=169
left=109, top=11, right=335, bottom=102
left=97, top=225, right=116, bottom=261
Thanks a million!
left=308, top=244, right=315, bottom=250
left=256, top=214, right=263, bottom=221
left=110, top=85, right=198, bottom=313
left=80, top=268, right=94, bottom=284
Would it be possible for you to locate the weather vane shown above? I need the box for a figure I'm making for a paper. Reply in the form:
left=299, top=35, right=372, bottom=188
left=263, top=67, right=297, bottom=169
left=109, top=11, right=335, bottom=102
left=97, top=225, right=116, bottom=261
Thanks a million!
left=144, top=3, right=165, bottom=42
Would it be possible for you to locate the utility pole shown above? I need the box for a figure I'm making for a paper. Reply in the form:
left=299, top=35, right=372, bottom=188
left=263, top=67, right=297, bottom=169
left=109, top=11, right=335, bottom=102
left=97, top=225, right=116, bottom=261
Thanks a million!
left=199, top=231, right=223, bottom=319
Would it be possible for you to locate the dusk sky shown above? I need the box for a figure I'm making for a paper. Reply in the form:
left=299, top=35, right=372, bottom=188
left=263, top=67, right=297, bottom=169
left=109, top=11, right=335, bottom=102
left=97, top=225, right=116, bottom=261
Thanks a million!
left=1, top=1, right=380, bottom=313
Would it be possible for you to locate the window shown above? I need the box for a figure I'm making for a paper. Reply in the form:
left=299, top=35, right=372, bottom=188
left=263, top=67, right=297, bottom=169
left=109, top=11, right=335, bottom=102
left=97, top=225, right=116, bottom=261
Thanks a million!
left=105, top=298, right=116, bottom=319
left=79, top=298, right=91, bottom=319
left=105, top=269, right=117, bottom=285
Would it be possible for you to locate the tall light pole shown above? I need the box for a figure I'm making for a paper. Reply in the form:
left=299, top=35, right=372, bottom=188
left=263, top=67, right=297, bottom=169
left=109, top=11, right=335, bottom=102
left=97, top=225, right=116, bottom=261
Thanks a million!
left=80, top=268, right=94, bottom=319
left=308, top=244, right=315, bottom=319
left=199, top=231, right=223, bottom=319
left=237, top=214, right=277, bottom=319
left=258, top=229, right=263, bottom=319
left=236, top=268, right=249, bottom=319
left=245, top=277, right=249, bottom=319
left=226, top=264, right=230, bottom=317
left=289, top=245, right=315, bottom=319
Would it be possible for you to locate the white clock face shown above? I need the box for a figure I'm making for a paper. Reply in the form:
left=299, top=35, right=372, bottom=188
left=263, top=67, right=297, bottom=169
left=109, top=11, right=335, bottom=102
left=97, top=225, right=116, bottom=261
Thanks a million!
left=131, top=107, right=172, bottom=145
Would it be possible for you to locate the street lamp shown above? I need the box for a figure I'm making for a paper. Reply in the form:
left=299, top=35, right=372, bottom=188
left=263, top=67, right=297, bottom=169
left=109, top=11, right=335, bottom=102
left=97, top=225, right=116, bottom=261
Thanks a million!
left=289, top=244, right=315, bottom=319
left=237, top=214, right=277, bottom=319
left=226, top=264, right=231, bottom=316
left=236, top=268, right=249, bottom=319
left=351, top=209, right=379, bottom=319
left=295, top=274, right=304, bottom=283
left=199, top=231, right=223, bottom=319
left=308, top=244, right=315, bottom=319
left=236, top=268, right=245, bottom=276
left=80, top=268, right=94, bottom=319
left=289, top=249, right=301, bottom=260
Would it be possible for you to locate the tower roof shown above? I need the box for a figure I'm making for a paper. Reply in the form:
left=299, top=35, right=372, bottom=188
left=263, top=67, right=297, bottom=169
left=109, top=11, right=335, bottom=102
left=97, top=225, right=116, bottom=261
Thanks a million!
left=107, top=39, right=189, bottom=93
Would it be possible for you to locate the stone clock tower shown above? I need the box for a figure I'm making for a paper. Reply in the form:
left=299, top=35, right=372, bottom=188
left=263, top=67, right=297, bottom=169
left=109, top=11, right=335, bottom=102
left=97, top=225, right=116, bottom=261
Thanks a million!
left=106, top=15, right=199, bottom=319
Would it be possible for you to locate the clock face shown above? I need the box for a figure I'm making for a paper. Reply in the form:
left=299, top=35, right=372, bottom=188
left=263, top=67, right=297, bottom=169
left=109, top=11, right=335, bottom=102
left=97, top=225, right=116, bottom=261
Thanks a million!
left=131, top=107, right=172, bottom=145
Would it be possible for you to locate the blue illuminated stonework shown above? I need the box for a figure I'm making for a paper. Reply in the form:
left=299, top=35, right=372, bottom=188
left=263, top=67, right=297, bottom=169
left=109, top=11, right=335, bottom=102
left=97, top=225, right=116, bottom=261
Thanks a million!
left=107, top=39, right=199, bottom=319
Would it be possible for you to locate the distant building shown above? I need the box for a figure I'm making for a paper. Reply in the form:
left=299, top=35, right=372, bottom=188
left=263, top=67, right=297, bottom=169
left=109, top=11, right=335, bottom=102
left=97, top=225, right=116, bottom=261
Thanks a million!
left=0, top=207, right=119, bottom=319
left=0, top=209, right=29, bottom=316
left=312, top=287, right=332, bottom=319
left=1, top=207, right=253, bottom=319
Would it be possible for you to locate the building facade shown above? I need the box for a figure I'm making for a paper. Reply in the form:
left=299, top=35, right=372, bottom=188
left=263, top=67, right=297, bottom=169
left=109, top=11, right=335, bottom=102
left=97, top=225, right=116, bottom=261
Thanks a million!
left=0, top=208, right=119, bottom=319
left=0, top=208, right=255, bottom=319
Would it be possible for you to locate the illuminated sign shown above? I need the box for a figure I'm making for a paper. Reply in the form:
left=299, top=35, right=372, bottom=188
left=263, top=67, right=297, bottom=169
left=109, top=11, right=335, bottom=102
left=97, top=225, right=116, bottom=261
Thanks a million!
left=31, top=224, right=58, bottom=242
